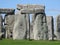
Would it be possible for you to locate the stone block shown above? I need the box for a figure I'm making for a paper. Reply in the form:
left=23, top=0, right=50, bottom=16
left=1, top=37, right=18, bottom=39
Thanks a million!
left=0, top=8, right=15, bottom=14
left=0, top=15, right=3, bottom=39
left=21, top=8, right=44, bottom=14
left=13, top=11, right=27, bottom=40
left=56, top=15, right=60, bottom=40
left=4, top=15, right=15, bottom=38
left=17, top=4, right=45, bottom=10
left=46, top=16, right=54, bottom=40
left=33, top=14, right=48, bottom=40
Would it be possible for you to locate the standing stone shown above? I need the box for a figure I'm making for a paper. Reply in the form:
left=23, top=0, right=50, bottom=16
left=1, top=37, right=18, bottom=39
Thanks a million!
left=16, top=4, right=48, bottom=40
left=16, top=5, right=30, bottom=39
left=26, top=14, right=30, bottom=39
left=30, top=22, right=34, bottom=39
left=0, top=15, right=2, bottom=32
left=0, top=8, right=15, bottom=14
left=0, top=15, right=3, bottom=39
left=32, top=14, right=36, bottom=24
left=33, top=13, right=48, bottom=40
left=4, top=15, right=15, bottom=38
left=30, top=14, right=36, bottom=39
left=43, top=15, right=48, bottom=40
left=46, top=16, right=54, bottom=40
left=56, top=15, right=60, bottom=40
left=13, top=11, right=27, bottom=40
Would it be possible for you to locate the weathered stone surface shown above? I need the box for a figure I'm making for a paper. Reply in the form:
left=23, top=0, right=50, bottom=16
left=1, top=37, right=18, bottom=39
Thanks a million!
left=0, top=8, right=15, bottom=14
left=46, top=16, right=54, bottom=40
left=30, top=14, right=36, bottom=39
left=13, top=11, right=27, bottom=40
left=17, top=4, right=45, bottom=10
left=0, top=15, right=2, bottom=32
left=4, top=15, right=15, bottom=38
left=17, top=4, right=47, bottom=40
left=33, top=13, right=48, bottom=40
left=0, top=15, right=3, bottom=39
left=56, top=15, right=60, bottom=40
left=21, top=8, right=44, bottom=14
left=17, top=4, right=45, bottom=14
left=26, top=14, right=30, bottom=39
left=30, top=22, right=34, bottom=39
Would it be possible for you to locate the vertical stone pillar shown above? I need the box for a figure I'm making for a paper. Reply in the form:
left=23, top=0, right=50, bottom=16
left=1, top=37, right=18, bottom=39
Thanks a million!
left=13, top=11, right=27, bottom=40
left=46, top=16, right=54, bottom=40
left=43, top=15, right=48, bottom=40
left=33, top=14, right=43, bottom=40
left=4, top=15, right=15, bottom=38
left=32, top=15, right=36, bottom=24
left=56, top=15, right=60, bottom=40
left=0, top=15, right=2, bottom=32
left=0, top=15, right=3, bottom=39
left=33, top=13, right=48, bottom=40
left=26, top=14, right=30, bottom=39
left=30, top=14, right=36, bottom=39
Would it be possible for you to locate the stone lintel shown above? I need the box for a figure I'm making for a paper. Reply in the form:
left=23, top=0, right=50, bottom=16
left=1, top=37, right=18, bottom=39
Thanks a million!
left=21, top=8, right=45, bottom=14
left=17, top=4, right=45, bottom=10
left=0, top=8, right=15, bottom=14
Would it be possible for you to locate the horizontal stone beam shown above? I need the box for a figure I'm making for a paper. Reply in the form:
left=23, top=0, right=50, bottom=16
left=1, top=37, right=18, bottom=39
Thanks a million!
left=17, top=4, right=45, bottom=10
left=17, top=4, right=28, bottom=10
left=0, top=8, right=15, bottom=14
left=21, top=8, right=45, bottom=14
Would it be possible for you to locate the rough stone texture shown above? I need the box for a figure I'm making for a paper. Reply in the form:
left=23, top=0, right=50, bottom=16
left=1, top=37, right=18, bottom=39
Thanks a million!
left=0, top=8, right=15, bottom=14
left=18, top=4, right=48, bottom=40
left=13, top=11, right=27, bottom=40
left=33, top=13, right=48, bottom=40
left=26, top=14, right=30, bottom=39
left=21, top=8, right=44, bottom=14
left=17, top=4, right=45, bottom=10
left=0, top=15, right=2, bottom=32
left=4, top=15, right=15, bottom=38
left=30, top=14, right=36, bottom=39
left=46, top=16, right=54, bottom=40
left=0, top=15, right=3, bottom=39
left=56, top=15, right=60, bottom=40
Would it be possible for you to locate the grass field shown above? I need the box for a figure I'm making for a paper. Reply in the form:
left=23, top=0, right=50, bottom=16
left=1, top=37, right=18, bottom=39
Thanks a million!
left=0, top=39, right=60, bottom=45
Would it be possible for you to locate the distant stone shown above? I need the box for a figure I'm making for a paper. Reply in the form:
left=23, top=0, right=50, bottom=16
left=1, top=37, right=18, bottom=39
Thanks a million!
left=46, top=16, right=54, bottom=40
left=21, top=8, right=44, bottom=14
left=0, top=8, right=15, bottom=14
left=33, top=13, right=48, bottom=40
left=0, top=15, right=3, bottom=39
left=30, top=22, right=34, bottom=39
left=17, top=4, right=45, bottom=10
left=56, top=15, right=60, bottom=40
left=0, top=32, right=4, bottom=40
left=4, top=15, right=15, bottom=38
left=13, top=11, right=27, bottom=40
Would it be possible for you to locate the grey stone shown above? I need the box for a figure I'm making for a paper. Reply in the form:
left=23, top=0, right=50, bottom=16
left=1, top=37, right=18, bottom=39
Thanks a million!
left=16, top=4, right=48, bottom=40
left=56, top=15, right=60, bottom=40
left=0, top=15, right=2, bottom=32
left=26, top=14, right=30, bottom=39
left=30, top=14, right=36, bottom=39
left=13, top=11, right=27, bottom=40
left=0, top=8, right=15, bottom=14
left=33, top=13, right=48, bottom=40
left=30, top=22, right=34, bottom=39
left=17, top=4, right=45, bottom=10
left=21, top=8, right=44, bottom=14
left=46, top=16, right=54, bottom=40
left=0, top=15, right=3, bottom=39
left=4, top=15, right=15, bottom=38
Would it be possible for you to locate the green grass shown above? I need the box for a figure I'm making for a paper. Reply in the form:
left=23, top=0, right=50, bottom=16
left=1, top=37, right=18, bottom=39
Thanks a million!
left=0, top=39, right=60, bottom=45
